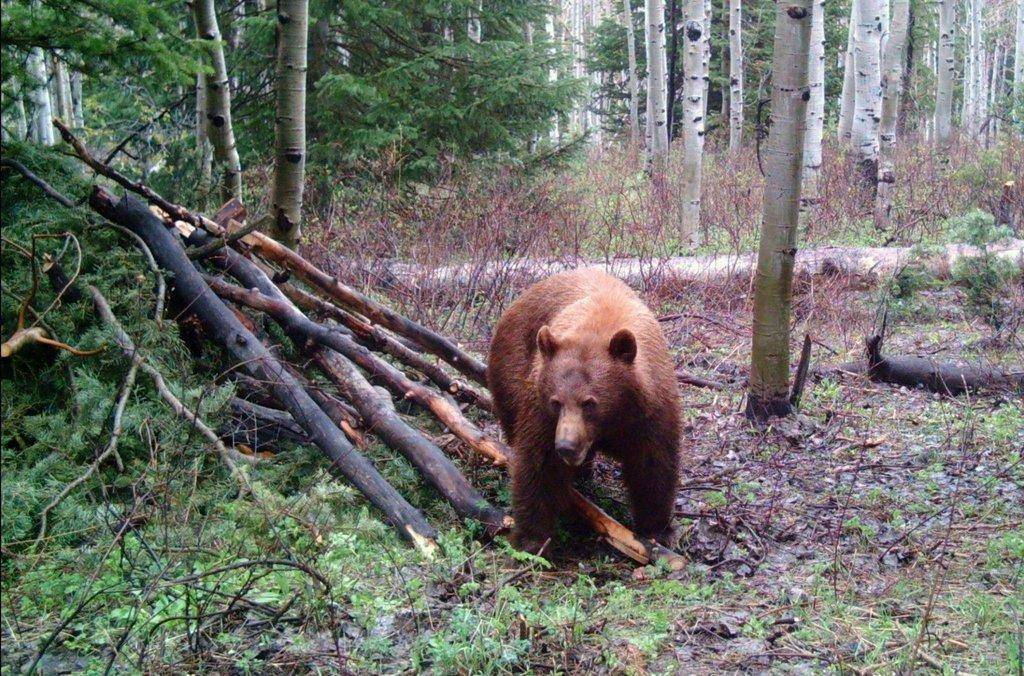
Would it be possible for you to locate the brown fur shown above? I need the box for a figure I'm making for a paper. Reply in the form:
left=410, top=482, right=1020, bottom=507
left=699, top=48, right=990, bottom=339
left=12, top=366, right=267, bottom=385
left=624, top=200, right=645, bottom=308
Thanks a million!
left=488, top=269, right=681, bottom=553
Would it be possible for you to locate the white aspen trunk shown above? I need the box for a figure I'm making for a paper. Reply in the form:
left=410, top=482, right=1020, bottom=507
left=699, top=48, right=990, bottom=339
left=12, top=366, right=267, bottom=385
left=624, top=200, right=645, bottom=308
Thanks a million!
left=589, top=0, right=602, bottom=141
left=1016, top=0, right=1024, bottom=97
left=194, top=0, right=243, bottom=202
left=980, top=45, right=992, bottom=144
left=702, top=0, right=711, bottom=121
left=270, top=0, right=309, bottom=246
left=226, top=1, right=244, bottom=92
left=196, top=71, right=213, bottom=201
left=991, top=44, right=1004, bottom=137
left=468, top=0, right=482, bottom=43
left=623, top=0, right=641, bottom=141
left=746, top=0, right=813, bottom=421
left=70, top=71, right=84, bottom=127
left=935, top=0, right=955, bottom=148
left=443, top=2, right=453, bottom=42
left=7, top=81, right=29, bottom=140
left=728, top=0, right=743, bottom=150
left=962, top=18, right=972, bottom=128
left=140, top=126, right=156, bottom=181
left=525, top=21, right=539, bottom=152
left=851, top=0, right=882, bottom=166
left=963, top=0, right=982, bottom=136
left=26, top=47, right=54, bottom=145
left=51, top=55, right=73, bottom=123
left=679, top=0, right=706, bottom=243
left=645, top=0, right=669, bottom=171
left=874, top=0, right=910, bottom=229
left=879, top=0, right=890, bottom=59
left=799, top=0, right=825, bottom=227
left=547, top=12, right=560, bottom=144
left=838, top=0, right=858, bottom=141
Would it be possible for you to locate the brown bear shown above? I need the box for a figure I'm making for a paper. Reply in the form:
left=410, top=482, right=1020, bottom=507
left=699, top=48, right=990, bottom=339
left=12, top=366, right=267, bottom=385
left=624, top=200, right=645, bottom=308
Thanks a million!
left=488, top=269, right=681, bottom=554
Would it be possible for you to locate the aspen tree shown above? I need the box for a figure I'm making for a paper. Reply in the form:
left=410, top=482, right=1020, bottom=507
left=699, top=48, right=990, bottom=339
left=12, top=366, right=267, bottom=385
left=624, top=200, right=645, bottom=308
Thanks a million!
left=747, top=0, right=813, bottom=422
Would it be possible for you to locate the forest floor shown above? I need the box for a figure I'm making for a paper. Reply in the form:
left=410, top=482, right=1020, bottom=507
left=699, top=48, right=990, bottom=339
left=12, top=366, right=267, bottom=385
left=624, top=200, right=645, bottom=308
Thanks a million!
left=2, top=139, right=1021, bottom=674
left=3, top=265, right=1020, bottom=674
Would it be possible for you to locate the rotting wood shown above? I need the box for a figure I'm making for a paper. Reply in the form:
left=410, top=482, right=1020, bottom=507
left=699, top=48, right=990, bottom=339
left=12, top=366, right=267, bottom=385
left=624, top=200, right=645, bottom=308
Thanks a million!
left=825, top=335, right=1023, bottom=396
left=379, top=239, right=1024, bottom=292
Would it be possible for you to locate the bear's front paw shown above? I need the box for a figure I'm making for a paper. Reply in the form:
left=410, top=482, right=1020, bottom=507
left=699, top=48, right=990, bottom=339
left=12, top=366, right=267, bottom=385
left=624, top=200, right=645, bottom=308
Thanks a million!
left=514, top=530, right=553, bottom=556
left=639, top=525, right=677, bottom=549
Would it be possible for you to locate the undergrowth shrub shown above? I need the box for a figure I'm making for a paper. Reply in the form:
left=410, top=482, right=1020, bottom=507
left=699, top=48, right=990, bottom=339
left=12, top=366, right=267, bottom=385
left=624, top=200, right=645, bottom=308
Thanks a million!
left=949, top=210, right=1020, bottom=327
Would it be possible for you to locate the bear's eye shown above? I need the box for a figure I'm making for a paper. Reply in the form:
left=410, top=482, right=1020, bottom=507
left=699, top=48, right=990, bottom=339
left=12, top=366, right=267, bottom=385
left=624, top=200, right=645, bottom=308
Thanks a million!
left=549, top=398, right=562, bottom=413
left=581, top=397, right=598, bottom=413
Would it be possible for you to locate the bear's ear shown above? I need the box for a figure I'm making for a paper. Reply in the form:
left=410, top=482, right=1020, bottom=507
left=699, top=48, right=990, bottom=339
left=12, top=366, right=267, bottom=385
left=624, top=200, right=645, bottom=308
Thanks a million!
left=536, top=325, right=558, bottom=359
left=608, top=329, right=637, bottom=364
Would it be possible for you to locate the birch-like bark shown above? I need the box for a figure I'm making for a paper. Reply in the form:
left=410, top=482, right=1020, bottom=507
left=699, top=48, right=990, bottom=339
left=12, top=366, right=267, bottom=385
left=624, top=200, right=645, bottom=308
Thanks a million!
left=270, top=0, right=309, bottom=246
left=51, top=54, right=73, bottom=123
left=70, top=71, right=84, bottom=127
left=623, top=0, right=641, bottom=141
left=879, top=0, right=890, bottom=58
left=728, top=0, right=743, bottom=150
left=679, top=0, right=706, bottom=242
left=194, top=0, right=243, bottom=202
left=196, top=72, right=213, bottom=202
left=26, top=47, right=54, bottom=145
left=468, top=0, right=482, bottom=43
left=1016, top=0, right=1024, bottom=97
left=644, top=0, right=669, bottom=172
left=5, top=82, right=29, bottom=140
left=934, top=0, right=955, bottom=148
left=799, top=0, right=825, bottom=228
left=701, top=0, right=711, bottom=121
left=964, top=0, right=982, bottom=136
left=852, top=0, right=882, bottom=166
left=747, top=0, right=813, bottom=422
left=838, top=0, right=857, bottom=141
left=547, top=12, right=560, bottom=143
left=874, top=0, right=910, bottom=229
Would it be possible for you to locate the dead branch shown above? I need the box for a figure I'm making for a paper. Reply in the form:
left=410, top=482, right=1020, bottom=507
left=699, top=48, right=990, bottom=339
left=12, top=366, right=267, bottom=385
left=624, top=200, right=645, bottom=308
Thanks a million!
left=34, top=359, right=139, bottom=547
left=233, top=232, right=489, bottom=385
left=863, top=333, right=1023, bottom=395
left=280, top=281, right=493, bottom=412
left=1, top=325, right=102, bottom=358
left=0, top=157, right=76, bottom=208
left=87, top=285, right=255, bottom=478
left=789, top=334, right=813, bottom=407
left=87, top=188, right=438, bottom=555
left=204, top=270, right=508, bottom=533
left=54, top=122, right=489, bottom=385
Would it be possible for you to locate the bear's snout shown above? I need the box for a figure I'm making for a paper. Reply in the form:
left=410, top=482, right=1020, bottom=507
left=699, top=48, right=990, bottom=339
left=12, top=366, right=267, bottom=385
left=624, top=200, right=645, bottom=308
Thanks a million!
left=555, top=438, right=589, bottom=466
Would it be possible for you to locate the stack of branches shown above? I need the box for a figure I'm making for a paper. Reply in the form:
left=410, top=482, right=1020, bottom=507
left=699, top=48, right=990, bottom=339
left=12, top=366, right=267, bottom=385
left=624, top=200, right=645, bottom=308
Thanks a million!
left=36, top=121, right=685, bottom=569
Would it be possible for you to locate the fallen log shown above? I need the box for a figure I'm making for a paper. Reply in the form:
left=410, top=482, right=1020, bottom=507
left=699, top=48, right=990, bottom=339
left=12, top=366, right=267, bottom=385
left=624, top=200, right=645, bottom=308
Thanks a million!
left=88, top=188, right=438, bottom=555
left=201, top=254, right=509, bottom=533
left=831, top=334, right=1024, bottom=395
left=380, top=239, right=1024, bottom=291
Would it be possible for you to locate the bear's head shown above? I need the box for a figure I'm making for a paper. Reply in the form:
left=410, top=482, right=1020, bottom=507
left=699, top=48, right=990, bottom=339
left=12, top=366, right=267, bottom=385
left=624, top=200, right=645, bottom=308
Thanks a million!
left=534, top=325, right=642, bottom=466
